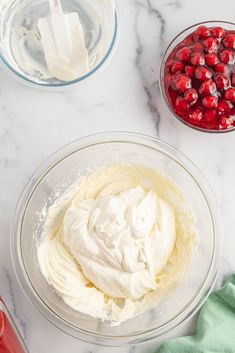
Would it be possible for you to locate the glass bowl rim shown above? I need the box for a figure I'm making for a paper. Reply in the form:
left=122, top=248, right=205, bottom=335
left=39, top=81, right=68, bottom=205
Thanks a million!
left=0, top=1, right=118, bottom=88
left=10, top=131, right=223, bottom=346
left=159, top=20, right=235, bottom=134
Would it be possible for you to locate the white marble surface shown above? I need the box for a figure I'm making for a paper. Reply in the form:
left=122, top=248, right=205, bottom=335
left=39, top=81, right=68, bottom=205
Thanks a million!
left=1, top=0, right=235, bottom=352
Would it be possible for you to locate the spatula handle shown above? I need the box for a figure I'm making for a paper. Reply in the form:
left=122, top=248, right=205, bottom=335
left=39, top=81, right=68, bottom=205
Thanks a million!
left=49, top=0, right=63, bottom=14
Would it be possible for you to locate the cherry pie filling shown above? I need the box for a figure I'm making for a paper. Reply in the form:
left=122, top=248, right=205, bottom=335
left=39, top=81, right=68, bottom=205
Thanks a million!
left=164, top=25, right=235, bottom=130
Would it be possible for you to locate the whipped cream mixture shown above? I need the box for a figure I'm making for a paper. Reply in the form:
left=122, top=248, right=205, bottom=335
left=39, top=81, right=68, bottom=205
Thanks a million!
left=38, top=164, right=196, bottom=324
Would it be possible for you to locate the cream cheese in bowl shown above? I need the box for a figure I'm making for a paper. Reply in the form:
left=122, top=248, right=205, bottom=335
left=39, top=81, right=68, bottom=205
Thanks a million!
left=38, top=164, right=196, bottom=324
left=11, top=133, right=222, bottom=346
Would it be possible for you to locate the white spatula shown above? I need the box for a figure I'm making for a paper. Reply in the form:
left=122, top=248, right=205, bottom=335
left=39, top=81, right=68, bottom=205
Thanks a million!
left=38, top=0, right=89, bottom=81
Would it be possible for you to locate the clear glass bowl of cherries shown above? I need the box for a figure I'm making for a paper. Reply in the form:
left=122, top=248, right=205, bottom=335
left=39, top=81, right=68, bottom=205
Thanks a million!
left=160, top=21, right=235, bottom=132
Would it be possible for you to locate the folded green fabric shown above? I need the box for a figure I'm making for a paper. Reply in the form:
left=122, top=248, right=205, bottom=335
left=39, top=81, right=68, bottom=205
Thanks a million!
left=156, top=274, right=235, bottom=353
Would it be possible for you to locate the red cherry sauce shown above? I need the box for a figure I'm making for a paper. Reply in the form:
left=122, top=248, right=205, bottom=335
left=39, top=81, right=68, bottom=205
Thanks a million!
left=0, top=299, right=27, bottom=353
left=164, top=25, right=235, bottom=130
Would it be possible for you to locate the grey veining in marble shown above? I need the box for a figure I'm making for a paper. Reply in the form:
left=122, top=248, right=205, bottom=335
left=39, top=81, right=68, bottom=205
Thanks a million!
left=134, top=0, right=164, bottom=133
left=1, top=0, right=235, bottom=352
left=1, top=267, right=27, bottom=340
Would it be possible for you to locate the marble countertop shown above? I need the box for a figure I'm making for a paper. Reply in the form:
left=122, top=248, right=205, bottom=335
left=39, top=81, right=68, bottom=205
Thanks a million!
left=1, top=0, right=235, bottom=352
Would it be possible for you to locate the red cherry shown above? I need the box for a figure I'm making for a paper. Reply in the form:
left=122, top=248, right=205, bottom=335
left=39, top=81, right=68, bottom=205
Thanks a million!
left=204, top=121, right=218, bottom=130
left=202, top=95, right=218, bottom=109
left=199, top=79, right=217, bottom=95
left=225, top=88, right=235, bottom=102
left=190, top=52, right=205, bottom=66
left=195, top=26, right=211, bottom=39
left=166, top=59, right=174, bottom=68
left=184, top=88, right=198, bottom=104
left=204, top=109, right=217, bottom=122
left=193, top=42, right=204, bottom=52
left=195, top=66, right=212, bottom=80
left=173, top=73, right=192, bottom=92
left=166, top=59, right=180, bottom=71
left=217, top=100, right=233, bottom=115
left=170, top=60, right=185, bottom=73
left=183, top=34, right=194, bottom=46
left=222, top=34, right=235, bottom=49
left=175, top=47, right=191, bottom=62
left=205, top=53, right=219, bottom=66
left=210, top=27, right=225, bottom=38
left=203, top=37, right=219, bottom=53
left=214, top=74, right=231, bottom=90
left=167, top=74, right=175, bottom=84
left=175, top=97, right=189, bottom=112
left=231, top=73, right=235, bottom=86
left=220, top=50, right=234, bottom=64
left=185, top=65, right=195, bottom=78
left=190, top=109, right=203, bottom=122
left=214, top=63, right=231, bottom=75
left=219, top=115, right=233, bottom=129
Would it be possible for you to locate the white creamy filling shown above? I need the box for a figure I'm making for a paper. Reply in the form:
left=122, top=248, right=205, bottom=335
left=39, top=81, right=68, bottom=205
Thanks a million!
left=63, top=187, right=176, bottom=299
left=37, top=164, right=196, bottom=324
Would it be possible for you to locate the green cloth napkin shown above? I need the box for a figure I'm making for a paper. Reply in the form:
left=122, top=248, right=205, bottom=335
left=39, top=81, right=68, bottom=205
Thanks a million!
left=156, top=274, right=235, bottom=353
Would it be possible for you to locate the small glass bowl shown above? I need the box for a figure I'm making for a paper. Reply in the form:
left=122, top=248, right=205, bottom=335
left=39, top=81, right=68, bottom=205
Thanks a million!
left=0, top=0, right=118, bottom=89
left=11, top=132, right=222, bottom=346
left=160, top=20, right=235, bottom=133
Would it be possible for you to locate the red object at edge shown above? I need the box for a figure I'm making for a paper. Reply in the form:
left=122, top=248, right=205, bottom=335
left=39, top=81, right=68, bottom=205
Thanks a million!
left=0, top=298, right=27, bottom=353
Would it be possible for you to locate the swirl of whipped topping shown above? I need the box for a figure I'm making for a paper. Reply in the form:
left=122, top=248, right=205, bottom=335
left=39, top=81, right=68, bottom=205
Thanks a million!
left=38, top=164, right=196, bottom=323
left=63, top=187, right=176, bottom=299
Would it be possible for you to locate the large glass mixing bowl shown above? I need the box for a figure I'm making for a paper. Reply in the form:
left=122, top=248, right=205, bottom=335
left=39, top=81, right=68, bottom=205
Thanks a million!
left=11, top=132, right=222, bottom=346
left=0, top=0, right=117, bottom=88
